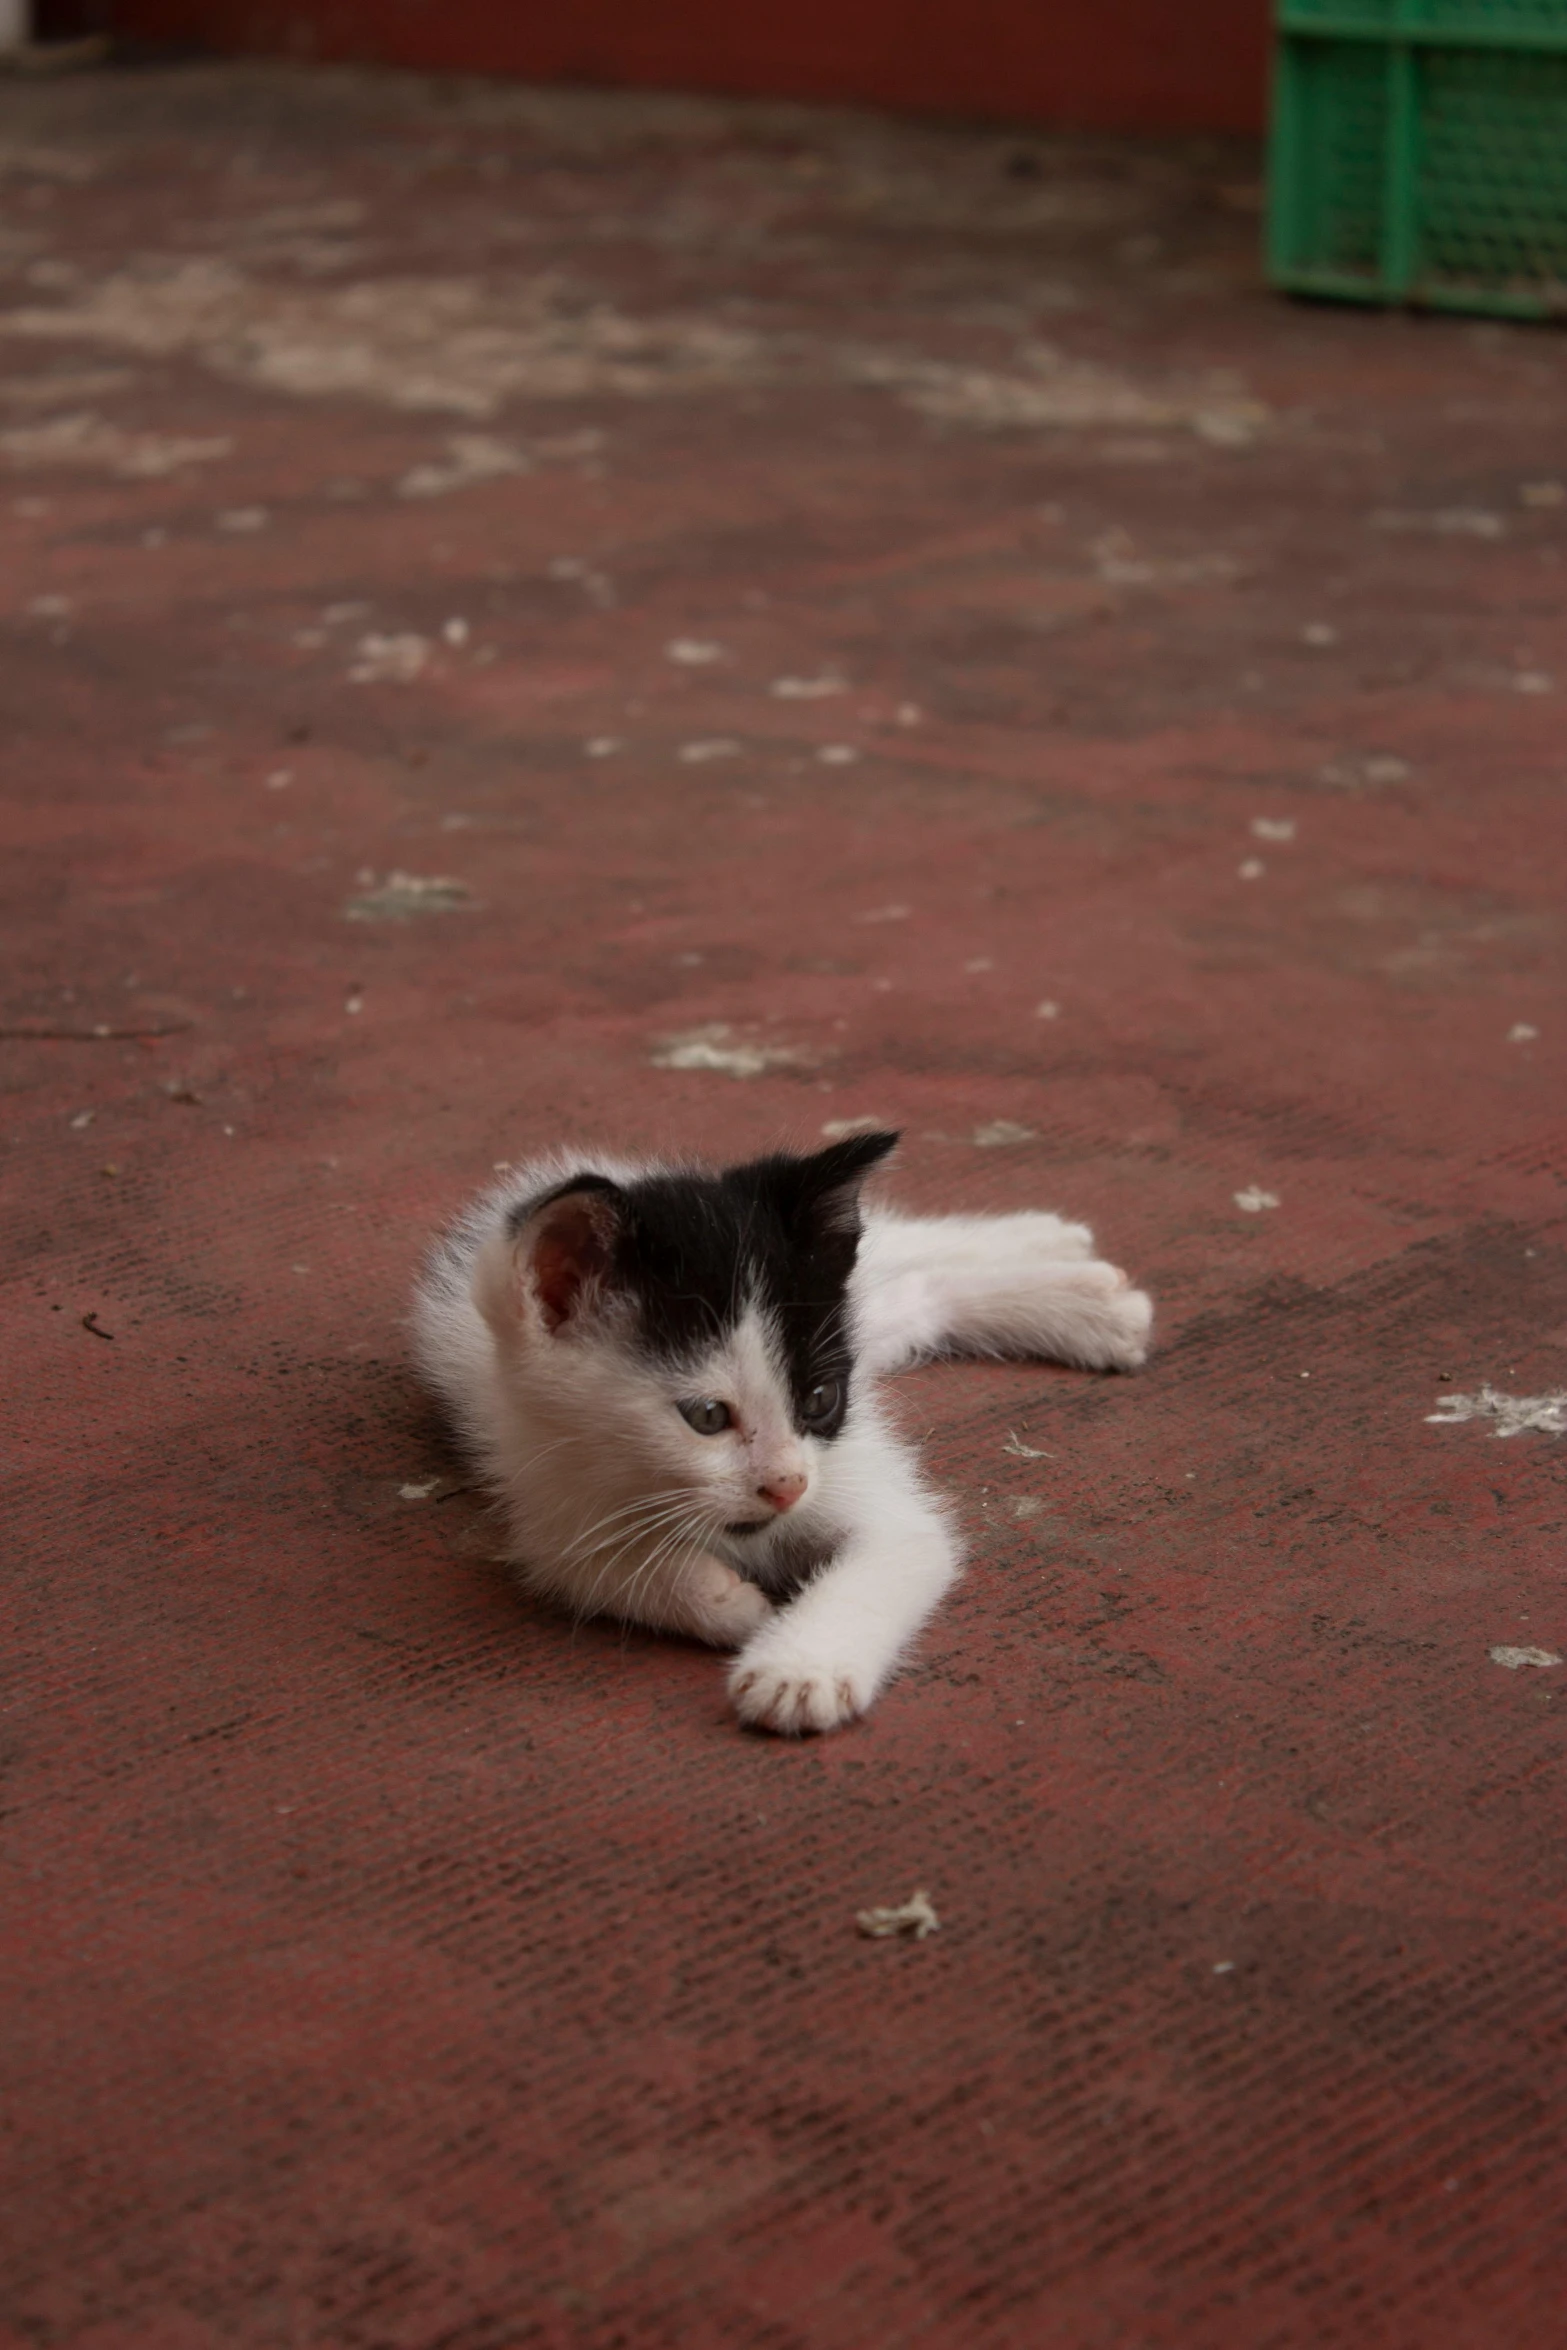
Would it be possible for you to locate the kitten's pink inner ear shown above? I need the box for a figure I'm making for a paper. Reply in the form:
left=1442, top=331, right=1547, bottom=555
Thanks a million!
left=528, top=1191, right=619, bottom=1331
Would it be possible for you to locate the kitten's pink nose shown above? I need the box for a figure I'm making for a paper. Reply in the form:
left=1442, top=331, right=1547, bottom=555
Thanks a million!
left=757, top=1471, right=807, bottom=1514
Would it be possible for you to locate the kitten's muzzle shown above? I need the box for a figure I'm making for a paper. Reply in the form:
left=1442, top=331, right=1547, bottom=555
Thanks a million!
left=756, top=1471, right=807, bottom=1514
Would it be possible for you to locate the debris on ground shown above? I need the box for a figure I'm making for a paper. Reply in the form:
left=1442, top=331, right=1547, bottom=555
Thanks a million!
left=343, top=872, right=472, bottom=920
left=348, top=632, right=429, bottom=683
left=650, top=1024, right=804, bottom=1077
left=1427, top=1387, right=1567, bottom=1438
left=857, top=1890, right=941, bottom=1941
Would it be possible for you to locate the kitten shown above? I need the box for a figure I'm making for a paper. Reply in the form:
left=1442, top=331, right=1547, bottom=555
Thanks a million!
left=413, top=1133, right=1152, bottom=1734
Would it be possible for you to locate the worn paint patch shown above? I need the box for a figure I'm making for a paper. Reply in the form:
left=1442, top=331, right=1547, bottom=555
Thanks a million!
left=1371, top=507, right=1505, bottom=540
left=398, top=433, right=530, bottom=498
left=343, top=872, right=472, bottom=921
left=1427, top=1387, right=1567, bottom=1438
left=651, top=1024, right=804, bottom=1078
left=0, top=263, right=771, bottom=418
left=1, top=266, right=1267, bottom=450
left=1318, top=753, right=1410, bottom=790
left=1234, top=1186, right=1280, bottom=1212
left=973, top=1120, right=1035, bottom=1146
left=1489, top=1645, right=1562, bottom=1670
left=0, top=366, right=139, bottom=410
left=843, top=342, right=1267, bottom=441
left=0, top=411, right=231, bottom=478
left=547, top=555, right=615, bottom=608
left=1090, top=526, right=1241, bottom=588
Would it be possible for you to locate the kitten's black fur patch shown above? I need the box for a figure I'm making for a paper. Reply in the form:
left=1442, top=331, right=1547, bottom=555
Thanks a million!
left=519, top=1133, right=897, bottom=1438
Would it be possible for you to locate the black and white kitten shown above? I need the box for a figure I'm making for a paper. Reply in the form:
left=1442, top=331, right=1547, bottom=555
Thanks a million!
left=413, top=1133, right=1152, bottom=1734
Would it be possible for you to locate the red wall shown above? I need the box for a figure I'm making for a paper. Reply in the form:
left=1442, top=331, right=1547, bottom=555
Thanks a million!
left=107, top=0, right=1271, bottom=136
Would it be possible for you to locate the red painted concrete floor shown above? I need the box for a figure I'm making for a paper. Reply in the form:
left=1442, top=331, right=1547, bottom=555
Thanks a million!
left=3, top=61, right=1565, bottom=2350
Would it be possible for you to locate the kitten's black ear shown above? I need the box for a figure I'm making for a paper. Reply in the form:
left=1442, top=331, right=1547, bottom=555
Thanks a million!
left=512, top=1175, right=625, bottom=1332
left=794, top=1129, right=900, bottom=1232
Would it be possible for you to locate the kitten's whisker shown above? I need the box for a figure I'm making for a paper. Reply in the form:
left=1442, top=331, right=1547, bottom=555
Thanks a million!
left=561, top=1488, right=702, bottom=1558
left=562, top=1506, right=693, bottom=1590
left=565, top=1493, right=705, bottom=1576
left=616, top=1505, right=722, bottom=1637
left=604, top=1499, right=727, bottom=1631
left=571, top=1497, right=711, bottom=1620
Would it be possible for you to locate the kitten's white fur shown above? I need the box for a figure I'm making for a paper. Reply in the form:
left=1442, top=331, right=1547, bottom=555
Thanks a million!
left=413, top=1154, right=1153, bottom=1735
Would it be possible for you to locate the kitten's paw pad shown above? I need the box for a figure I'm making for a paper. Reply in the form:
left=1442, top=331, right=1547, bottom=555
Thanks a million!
left=729, top=1659, right=867, bottom=1736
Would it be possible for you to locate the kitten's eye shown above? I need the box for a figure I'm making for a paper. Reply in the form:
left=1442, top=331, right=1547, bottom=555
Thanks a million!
left=677, top=1397, right=733, bottom=1437
left=801, top=1377, right=843, bottom=1428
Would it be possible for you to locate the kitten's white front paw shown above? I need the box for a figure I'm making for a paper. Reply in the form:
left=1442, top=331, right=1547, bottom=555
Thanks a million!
left=688, top=1557, right=772, bottom=1648
left=728, top=1643, right=871, bottom=1735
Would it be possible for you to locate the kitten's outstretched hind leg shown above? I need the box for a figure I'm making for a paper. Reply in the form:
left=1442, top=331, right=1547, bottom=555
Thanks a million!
left=853, top=1212, right=1152, bottom=1376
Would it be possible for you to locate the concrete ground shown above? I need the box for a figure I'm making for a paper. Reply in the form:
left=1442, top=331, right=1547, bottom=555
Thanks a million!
left=3, top=58, right=1564, bottom=2350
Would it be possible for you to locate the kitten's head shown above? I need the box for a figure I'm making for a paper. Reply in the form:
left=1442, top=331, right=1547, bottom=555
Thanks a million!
left=481, top=1132, right=897, bottom=1538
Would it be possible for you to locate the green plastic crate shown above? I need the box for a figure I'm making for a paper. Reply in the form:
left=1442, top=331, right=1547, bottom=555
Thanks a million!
left=1268, top=0, right=1567, bottom=316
